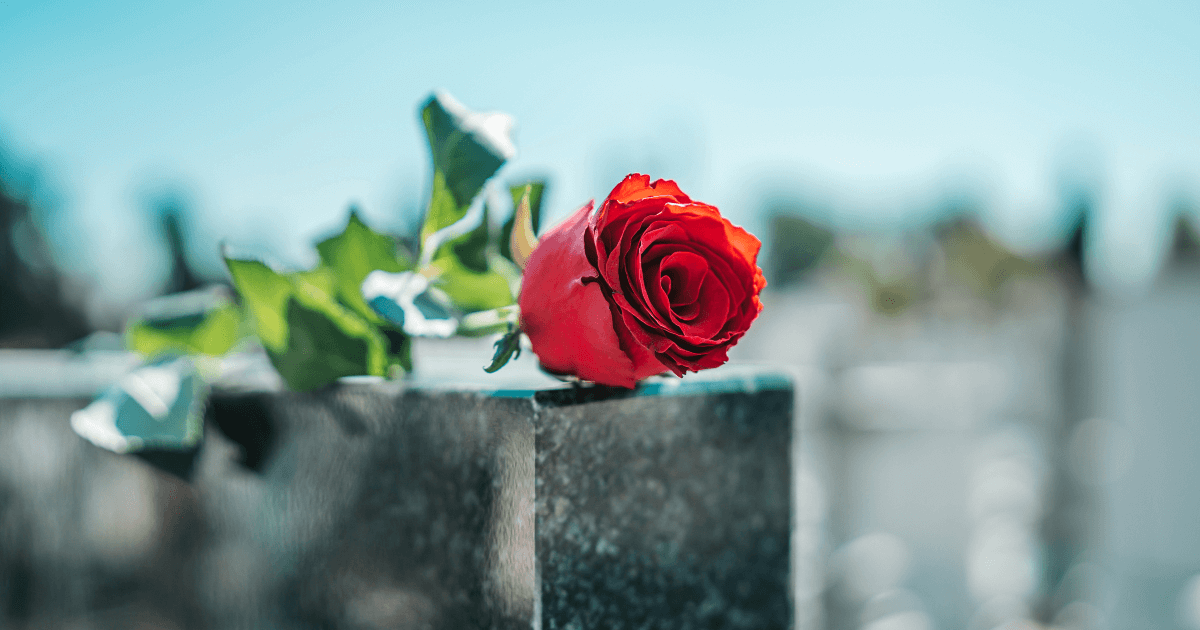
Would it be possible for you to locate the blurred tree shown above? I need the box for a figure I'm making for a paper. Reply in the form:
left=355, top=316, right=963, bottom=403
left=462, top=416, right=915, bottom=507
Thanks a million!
left=0, top=167, right=91, bottom=348
left=767, top=213, right=834, bottom=286
left=932, top=215, right=1042, bottom=306
left=150, top=194, right=206, bottom=296
left=1167, top=211, right=1200, bottom=265
left=1056, top=196, right=1092, bottom=289
left=1037, top=195, right=1094, bottom=623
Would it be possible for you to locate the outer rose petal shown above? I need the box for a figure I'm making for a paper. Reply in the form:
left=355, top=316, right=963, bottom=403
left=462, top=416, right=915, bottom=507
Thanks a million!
left=604, top=173, right=691, bottom=205
left=519, top=202, right=641, bottom=388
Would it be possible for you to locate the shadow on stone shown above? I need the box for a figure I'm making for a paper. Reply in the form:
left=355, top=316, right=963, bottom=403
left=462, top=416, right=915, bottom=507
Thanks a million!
left=206, top=393, right=277, bottom=473
left=133, top=447, right=200, bottom=481
left=533, top=382, right=636, bottom=408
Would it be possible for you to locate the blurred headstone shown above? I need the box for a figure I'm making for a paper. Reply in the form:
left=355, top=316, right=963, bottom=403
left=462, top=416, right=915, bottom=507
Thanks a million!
left=0, top=162, right=91, bottom=348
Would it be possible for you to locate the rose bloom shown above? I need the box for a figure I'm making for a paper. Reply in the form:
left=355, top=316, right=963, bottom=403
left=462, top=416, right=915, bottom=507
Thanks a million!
left=519, top=174, right=765, bottom=388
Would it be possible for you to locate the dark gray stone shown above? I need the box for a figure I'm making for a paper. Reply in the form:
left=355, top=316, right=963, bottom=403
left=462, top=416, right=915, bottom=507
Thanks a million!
left=1, top=353, right=793, bottom=629
left=261, top=385, right=538, bottom=630
left=533, top=381, right=793, bottom=630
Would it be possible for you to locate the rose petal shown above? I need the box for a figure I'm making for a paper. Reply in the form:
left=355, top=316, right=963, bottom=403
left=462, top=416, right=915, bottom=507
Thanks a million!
left=674, top=272, right=728, bottom=339
left=663, top=257, right=706, bottom=308
left=603, top=174, right=691, bottom=207
left=577, top=177, right=767, bottom=380
left=617, top=308, right=688, bottom=377
left=645, top=239, right=747, bottom=336
left=600, top=201, right=668, bottom=289
left=601, top=213, right=672, bottom=331
left=519, top=201, right=640, bottom=388
left=661, top=202, right=762, bottom=270
left=652, top=251, right=712, bottom=329
left=607, top=299, right=670, bottom=381
left=617, top=226, right=753, bottom=351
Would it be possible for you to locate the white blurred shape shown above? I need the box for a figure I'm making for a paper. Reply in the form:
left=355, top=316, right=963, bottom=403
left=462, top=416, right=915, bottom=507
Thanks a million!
left=70, top=398, right=126, bottom=452
left=862, top=611, right=933, bottom=630
left=840, top=361, right=1010, bottom=430
left=361, top=270, right=458, bottom=338
left=120, top=364, right=181, bottom=419
left=835, top=532, right=910, bottom=601
left=346, top=586, right=437, bottom=629
left=976, top=427, right=1040, bottom=467
left=862, top=589, right=927, bottom=625
left=3, top=415, right=69, bottom=489
left=968, top=595, right=1030, bottom=630
left=0, top=349, right=140, bottom=398
left=70, top=356, right=202, bottom=453
left=1179, top=574, right=1200, bottom=630
left=970, top=457, right=1040, bottom=524
left=797, top=463, right=827, bottom=526
left=967, top=517, right=1037, bottom=601
left=1067, top=417, right=1133, bottom=487
left=1053, top=601, right=1104, bottom=630
left=84, top=462, right=159, bottom=565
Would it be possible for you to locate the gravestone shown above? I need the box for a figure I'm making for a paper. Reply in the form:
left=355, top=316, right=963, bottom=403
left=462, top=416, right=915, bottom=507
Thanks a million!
left=0, top=351, right=793, bottom=629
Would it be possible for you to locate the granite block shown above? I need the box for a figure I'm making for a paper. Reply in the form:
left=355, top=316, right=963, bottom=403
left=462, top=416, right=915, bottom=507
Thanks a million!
left=533, top=382, right=793, bottom=630
left=1, top=353, right=792, bottom=629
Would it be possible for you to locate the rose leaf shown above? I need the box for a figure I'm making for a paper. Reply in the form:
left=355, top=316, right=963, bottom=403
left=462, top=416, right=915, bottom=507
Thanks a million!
left=450, top=199, right=491, bottom=273
left=418, top=92, right=513, bottom=248
left=271, top=298, right=374, bottom=391
left=224, top=257, right=293, bottom=353
left=429, top=254, right=515, bottom=313
left=126, top=302, right=243, bottom=359
left=224, top=254, right=391, bottom=390
left=315, top=207, right=413, bottom=323
left=125, top=286, right=246, bottom=359
left=483, top=326, right=522, bottom=373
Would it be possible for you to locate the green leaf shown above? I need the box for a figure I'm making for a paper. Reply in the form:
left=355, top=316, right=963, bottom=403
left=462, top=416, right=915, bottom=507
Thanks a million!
left=484, top=326, right=522, bottom=373
left=420, top=93, right=511, bottom=229
left=430, top=255, right=515, bottom=313
left=500, top=181, right=545, bottom=262
left=271, top=298, right=373, bottom=391
left=224, top=254, right=391, bottom=390
left=383, top=328, right=413, bottom=375
left=126, top=302, right=242, bottom=358
left=422, top=170, right=465, bottom=250
left=418, top=93, right=513, bottom=264
left=316, top=208, right=412, bottom=321
left=282, top=269, right=390, bottom=388
left=224, top=257, right=292, bottom=352
left=451, top=200, right=491, bottom=273
left=294, top=265, right=338, bottom=298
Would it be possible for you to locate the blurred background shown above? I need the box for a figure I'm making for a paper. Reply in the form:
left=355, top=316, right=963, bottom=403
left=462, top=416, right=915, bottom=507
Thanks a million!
left=2, top=0, right=1198, bottom=628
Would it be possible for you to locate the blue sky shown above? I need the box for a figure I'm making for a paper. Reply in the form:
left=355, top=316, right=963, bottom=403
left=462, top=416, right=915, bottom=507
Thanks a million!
left=1, top=0, right=1197, bottom=313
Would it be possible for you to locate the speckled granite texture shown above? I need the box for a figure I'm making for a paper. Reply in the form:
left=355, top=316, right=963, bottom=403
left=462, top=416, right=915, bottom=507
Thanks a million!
left=533, top=383, right=793, bottom=630
left=1, top=354, right=792, bottom=629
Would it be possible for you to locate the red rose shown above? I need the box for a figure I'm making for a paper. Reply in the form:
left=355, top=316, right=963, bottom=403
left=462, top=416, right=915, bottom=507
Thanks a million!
left=519, top=174, right=765, bottom=388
